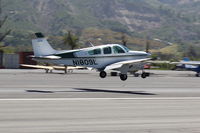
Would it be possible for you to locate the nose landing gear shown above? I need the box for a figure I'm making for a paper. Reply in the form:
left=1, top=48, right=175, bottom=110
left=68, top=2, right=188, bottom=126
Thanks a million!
left=99, top=71, right=107, bottom=78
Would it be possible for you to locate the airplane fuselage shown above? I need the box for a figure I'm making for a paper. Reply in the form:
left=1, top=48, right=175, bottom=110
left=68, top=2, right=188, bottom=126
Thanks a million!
left=177, top=64, right=200, bottom=73
left=34, top=51, right=149, bottom=70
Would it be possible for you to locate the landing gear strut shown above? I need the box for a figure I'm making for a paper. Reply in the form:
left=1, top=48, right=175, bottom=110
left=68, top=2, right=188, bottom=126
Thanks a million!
left=99, top=71, right=107, bottom=78
left=45, top=69, right=49, bottom=73
left=120, top=74, right=128, bottom=81
left=45, top=69, right=52, bottom=73
left=133, top=73, right=140, bottom=77
left=195, top=72, right=200, bottom=77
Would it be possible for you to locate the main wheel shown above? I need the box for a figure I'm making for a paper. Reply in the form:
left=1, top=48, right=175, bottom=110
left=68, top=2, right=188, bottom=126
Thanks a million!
left=120, top=74, right=128, bottom=81
left=141, top=73, right=147, bottom=79
left=99, top=71, right=107, bottom=78
left=195, top=73, right=200, bottom=77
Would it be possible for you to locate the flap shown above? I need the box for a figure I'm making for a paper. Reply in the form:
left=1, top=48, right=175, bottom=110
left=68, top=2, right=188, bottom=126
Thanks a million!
left=105, top=58, right=151, bottom=71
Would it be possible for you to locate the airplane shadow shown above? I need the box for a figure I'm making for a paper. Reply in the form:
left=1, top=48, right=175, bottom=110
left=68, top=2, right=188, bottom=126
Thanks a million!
left=26, top=90, right=54, bottom=93
left=73, top=88, right=156, bottom=95
left=26, top=90, right=76, bottom=93
left=26, top=88, right=156, bottom=96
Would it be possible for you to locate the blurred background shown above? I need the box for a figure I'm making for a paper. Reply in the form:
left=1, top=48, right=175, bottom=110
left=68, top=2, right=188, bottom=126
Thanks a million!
left=1, top=0, right=200, bottom=68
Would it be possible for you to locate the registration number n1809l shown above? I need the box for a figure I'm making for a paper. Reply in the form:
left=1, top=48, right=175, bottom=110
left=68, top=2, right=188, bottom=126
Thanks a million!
left=73, top=59, right=98, bottom=66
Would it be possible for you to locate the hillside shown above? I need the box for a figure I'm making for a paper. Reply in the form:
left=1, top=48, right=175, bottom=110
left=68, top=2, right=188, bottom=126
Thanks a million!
left=1, top=0, right=200, bottom=59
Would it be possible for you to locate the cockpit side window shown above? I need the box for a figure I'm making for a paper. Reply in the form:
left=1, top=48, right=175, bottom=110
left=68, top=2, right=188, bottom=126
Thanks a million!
left=88, top=48, right=101, bottom=55
left=103, top=47, right=112, bottom=54
left=113, top=46, right=125, bottom=53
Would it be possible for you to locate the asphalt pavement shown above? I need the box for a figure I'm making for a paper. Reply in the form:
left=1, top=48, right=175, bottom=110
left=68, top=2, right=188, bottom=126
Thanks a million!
left=0, top=69, right=200, bottom=133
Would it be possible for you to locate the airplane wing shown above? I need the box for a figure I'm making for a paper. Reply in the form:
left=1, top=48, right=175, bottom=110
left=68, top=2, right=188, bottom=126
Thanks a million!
left=171, top=61, right=200, bottom=65
left=147, top=60, right=170, bottom=64
left=53, top=66, right=86, bottom=70
left=104, top=58, right=151, bottom=71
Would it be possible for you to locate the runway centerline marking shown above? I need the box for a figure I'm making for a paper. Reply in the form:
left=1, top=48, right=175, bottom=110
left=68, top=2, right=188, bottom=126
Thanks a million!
left=1, top=97, right=200, bottom=101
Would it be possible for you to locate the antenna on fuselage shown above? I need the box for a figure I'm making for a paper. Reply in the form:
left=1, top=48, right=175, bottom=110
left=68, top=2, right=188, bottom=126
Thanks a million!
left=89, top=41, right=94, bottom=47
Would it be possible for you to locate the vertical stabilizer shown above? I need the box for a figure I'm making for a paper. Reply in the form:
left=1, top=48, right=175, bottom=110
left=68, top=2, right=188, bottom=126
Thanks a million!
left=32, top=33, right=56, bottom=56
left=183, top=57, right=190, bottom=61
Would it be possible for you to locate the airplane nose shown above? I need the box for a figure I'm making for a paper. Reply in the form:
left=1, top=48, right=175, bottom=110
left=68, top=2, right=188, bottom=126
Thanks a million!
left=147, top=53, right=151, bottom=56
left=145, top=52, right=151, bottom=56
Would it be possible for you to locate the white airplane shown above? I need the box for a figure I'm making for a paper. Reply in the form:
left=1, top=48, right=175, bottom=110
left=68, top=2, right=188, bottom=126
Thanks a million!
left=30, top=33, right=151, bottom=81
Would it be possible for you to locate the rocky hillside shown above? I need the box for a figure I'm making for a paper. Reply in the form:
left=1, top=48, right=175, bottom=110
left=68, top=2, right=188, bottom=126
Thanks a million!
left=2, top=0, right=200, bottom=51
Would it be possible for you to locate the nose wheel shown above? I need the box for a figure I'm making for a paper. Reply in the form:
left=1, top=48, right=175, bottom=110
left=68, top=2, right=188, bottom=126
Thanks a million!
left=120, top=74, right=128, bottom=81
left=141, top=72, right=150, bottom=79
left=99, top=71, right=107, bottom=78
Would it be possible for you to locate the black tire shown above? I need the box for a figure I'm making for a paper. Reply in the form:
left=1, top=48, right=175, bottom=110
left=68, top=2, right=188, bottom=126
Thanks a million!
left=141, top=73, right=147, bottom=79
left=120, top=74, right=128, bottom=81
left=99, top=71, right=107, bottom=78
left=45, top=69, right=49, bottom=73
left=145, top=72, right=150, bottom=77
left=195, top=73, right=200, bottom=77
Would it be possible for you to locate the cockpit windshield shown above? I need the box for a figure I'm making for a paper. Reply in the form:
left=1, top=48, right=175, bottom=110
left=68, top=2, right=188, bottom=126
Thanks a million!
left=121, top=45, right=130, bottom=52
left=113, top=46, right=125, bottom=53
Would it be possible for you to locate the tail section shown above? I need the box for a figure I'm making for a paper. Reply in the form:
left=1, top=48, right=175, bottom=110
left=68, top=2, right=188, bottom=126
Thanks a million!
left=183, top=57, right=190, bottom=61
left=32, top=33, right=56, bottom=57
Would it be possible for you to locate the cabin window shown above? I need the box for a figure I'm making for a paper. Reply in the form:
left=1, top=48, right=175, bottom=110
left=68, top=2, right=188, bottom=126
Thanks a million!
left=103, top=47, right=112, bottom=54
left=88, top=48, right=101, bottom=55
left=113, top=46, right=125, bottom=53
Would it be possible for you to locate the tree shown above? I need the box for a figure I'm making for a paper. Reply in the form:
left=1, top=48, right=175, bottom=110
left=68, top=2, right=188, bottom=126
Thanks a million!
left=0, top=0, right=11, bottom=44
left=145, top=36, right=150, bottom=53
left=121, top=33, right=127, bottom=47
left=145, top=40, right=150, bottom=53
left=63, top=31, right=79, bottom=50
left=187, top=45, right=197, bottom=59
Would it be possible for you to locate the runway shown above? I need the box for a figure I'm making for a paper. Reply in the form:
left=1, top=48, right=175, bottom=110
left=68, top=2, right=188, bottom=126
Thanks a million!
left=0, top=69, right=200, bottom=133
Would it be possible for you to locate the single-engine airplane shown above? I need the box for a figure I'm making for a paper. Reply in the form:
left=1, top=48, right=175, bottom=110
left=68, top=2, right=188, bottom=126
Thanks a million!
left=171, top=57, right=200, bottom=77
left=30, top=32, right=151, bottom=81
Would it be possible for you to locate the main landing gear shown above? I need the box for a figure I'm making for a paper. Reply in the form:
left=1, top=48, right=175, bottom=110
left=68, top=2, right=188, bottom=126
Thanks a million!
left=195, top=72, right=200, bottom=77
left=45, top=69, right=52, bottom=73
left=120, top=74, right=128, bottom=81
left=99, top=71, right=128, bottom=81
left=99, top=71, right=150, bottom=81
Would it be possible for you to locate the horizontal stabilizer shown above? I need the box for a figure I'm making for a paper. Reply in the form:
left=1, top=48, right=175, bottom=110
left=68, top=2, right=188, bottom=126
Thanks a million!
left=171, top=61, right=200, bottom=65
left=31, top=55, right=61, bottom=60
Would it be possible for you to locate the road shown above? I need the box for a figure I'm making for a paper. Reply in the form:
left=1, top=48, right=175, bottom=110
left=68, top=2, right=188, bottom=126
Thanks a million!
left=0, top=69, right=200, bottom=133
